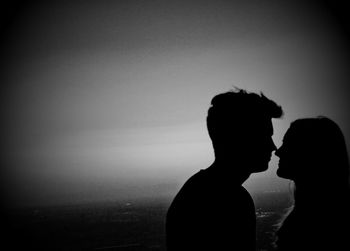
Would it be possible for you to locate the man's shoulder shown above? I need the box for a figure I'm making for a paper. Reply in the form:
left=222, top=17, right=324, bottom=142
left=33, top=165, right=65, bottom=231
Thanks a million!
left=176, top=169, right=208, bottom=196
left=168, top=170, right=208, bottom=207
left=236, top=185, right=254, bottom=204
left=184, top=169, right=208, bottom=186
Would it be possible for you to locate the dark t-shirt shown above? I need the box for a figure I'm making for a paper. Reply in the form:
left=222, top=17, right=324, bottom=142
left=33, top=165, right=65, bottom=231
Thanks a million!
left=166, top=169, right=256, bottom=251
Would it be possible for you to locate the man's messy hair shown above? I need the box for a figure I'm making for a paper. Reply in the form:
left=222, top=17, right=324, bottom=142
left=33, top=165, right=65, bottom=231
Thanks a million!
left=207, top=88, right=283, bottom=142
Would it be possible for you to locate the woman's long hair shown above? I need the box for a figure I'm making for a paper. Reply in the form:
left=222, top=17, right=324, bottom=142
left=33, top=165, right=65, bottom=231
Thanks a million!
left=290, top=117, right=349, bottom=204
left=275, top=116, right=350, bottom=249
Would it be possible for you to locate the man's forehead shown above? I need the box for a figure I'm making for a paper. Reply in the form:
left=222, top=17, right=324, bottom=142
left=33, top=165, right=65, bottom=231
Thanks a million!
left=267, top=120, right=274, bottom=134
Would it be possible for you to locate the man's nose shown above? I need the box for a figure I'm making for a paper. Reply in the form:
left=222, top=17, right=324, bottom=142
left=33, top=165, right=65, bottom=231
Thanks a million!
left=270, top=138, right=277, bottom=151
left=275, top=147, right=281, bottom=157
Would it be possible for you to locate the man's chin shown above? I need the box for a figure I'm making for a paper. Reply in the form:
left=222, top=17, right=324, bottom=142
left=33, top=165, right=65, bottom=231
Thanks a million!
left=276, top=168, right=292, bottom=180
left=251, top=164, right=269, bottom=173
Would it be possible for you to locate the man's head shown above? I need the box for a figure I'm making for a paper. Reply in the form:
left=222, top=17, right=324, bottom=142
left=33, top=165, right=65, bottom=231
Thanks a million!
left=207, top=88, right=283, bottom=173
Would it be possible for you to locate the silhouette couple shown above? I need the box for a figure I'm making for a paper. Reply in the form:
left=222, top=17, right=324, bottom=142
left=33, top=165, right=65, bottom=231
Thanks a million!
left=166, top=89, right=349, bottom=250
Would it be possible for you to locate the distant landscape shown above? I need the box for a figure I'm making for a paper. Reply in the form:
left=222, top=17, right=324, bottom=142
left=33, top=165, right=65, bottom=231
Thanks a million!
left=4, top=190, right=292, bottom=251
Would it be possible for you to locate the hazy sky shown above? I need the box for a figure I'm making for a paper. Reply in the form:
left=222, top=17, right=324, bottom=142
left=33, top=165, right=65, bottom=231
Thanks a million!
left=2, top=0, right=350, bottom=207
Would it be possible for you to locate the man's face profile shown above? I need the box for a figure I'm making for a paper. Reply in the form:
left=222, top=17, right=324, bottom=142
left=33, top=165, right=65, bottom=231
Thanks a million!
left=243, top=118, right=276, bottom=173
left=207, top=89, right=283, bottom=175
left=216, top=117, right=275, bottom=174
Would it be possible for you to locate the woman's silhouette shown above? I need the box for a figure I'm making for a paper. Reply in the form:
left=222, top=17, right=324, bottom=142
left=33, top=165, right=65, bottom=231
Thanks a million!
left=274, top=116, right=349, bottom=251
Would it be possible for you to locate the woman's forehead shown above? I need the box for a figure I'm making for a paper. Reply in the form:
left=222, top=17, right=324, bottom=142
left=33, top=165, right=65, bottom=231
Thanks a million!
left=283, top=126, right=299, bottom=142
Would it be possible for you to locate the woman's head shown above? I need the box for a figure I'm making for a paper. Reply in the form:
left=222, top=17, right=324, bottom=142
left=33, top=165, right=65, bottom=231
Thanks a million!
left=275, top=117, right=349, bottom=250
left=276, top=116, right=349, bottom=186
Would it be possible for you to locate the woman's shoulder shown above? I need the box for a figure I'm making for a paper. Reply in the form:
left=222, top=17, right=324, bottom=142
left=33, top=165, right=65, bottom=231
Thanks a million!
left=274, top=209, right=299, bottom=250
left=275, top=206, right=349, bottom=250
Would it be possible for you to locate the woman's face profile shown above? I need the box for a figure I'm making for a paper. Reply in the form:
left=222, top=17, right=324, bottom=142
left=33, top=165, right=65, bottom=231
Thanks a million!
left=275, top=127, right=301, bottom=180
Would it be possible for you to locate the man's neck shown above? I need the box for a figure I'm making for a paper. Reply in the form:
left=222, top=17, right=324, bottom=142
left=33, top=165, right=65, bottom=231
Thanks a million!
left=208, top=159, right=251, bottom=185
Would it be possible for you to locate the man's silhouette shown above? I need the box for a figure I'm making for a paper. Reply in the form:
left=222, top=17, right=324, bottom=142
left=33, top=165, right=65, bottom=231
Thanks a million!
left=166, top=89, right=283, bottom=250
